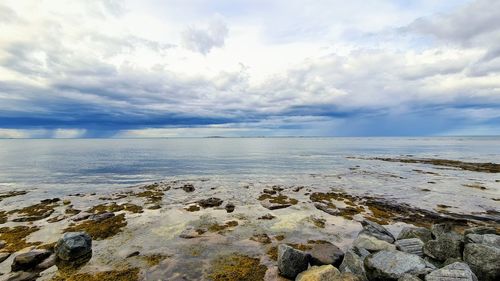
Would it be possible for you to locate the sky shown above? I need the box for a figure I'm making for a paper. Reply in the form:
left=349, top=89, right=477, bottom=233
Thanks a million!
left=0, top=0, right=500, bottom=138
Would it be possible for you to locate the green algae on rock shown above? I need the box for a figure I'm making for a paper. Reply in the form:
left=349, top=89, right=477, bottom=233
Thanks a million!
left=208, top=254, right=267, bottom=281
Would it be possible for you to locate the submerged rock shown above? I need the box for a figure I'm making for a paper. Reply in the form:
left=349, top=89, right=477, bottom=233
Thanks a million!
left=55, top=232, right=92, bottom=261
left=277, top=244, right=310, bottom=279
left=397, top=227, right=432, bottom=243
left=309, top=242, right=344, bottom=267
left=197, top=197, right=223, bottom=208
left=359, top=220, right=395, bottom=243
left=423, top=232, right=463, bottom=261
left=463, top=243, right=500, bottom=281
left=353, top=234, right=396, bottom=252
left=425, top=262, right=477, bottom=281
left=225, top=203, right=235, bottom=213
left=181, top=184, right=195, bottom=192
left=339, top=247, right=370, bottom=281
left=11, top=249, right=51, bottom=271
left=295, top=265, right=340, bottom=281
left=395, top=238, right=424, bottom=256
left=364, top=250, right=427, bottom=280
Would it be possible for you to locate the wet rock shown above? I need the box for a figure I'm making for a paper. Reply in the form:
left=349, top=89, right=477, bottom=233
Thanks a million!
left=261, top=200, right=291, bottom=210
left=225, top=203, right=235, bottom=213
left=353, top=234, right=396, bottom=252
left=35, top=254, right=55, bottom=270
left=89, top=212, right=115, bottom=222
left=423, top=232, right=463, bottom=261
left=397, top=227, right=432, bottom=243
left=425, top=262, right=478, bottom=281
left=197, top=197, right=223, bottom=208
left=359, top=220, right=395, bottom=243
left=334, top=272, right=363, bottom=281
left=296, top=265, right=340, bottom=281
left=71, top=212, right=92, bottom=221
left=126, top=251, right=140, bottom=258
left=181, top=184, right=195, bottom=192
left=147, top=204, right=161, bottom=210
left=263, top=189, right=277, bottom=195
left=398, top=274, right=422, bottom=281
left=364, top=250, right=427, bottom=280
left=55, top=232, right=92, bottom=261
left=179, top=227, right=206, bottom=239
left=309, top=242, right=344, bottom=267
left=464, top=226, right=497, bottom=236
left=0, top=252, right=11, bottom=263
left=395, top=238, right=424, bottom=256
left=258, top=214, right=276, bottom=220
left=277, top=244, right=310, bottom=279
left=465, top=233, right=500, bottom=247
left=431, top=223, right=452, bottom=238
left=11, top=249, right=51, bottom=271
left=250, top=233, right=271, bottom=244
left=339, top=247, right=370, bottom=281
left=3, top=271, right=39, bottom=281
left=463, top=243, right=500, bottom=281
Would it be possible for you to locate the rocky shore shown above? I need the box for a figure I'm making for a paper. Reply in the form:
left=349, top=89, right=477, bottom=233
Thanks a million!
left=0, top=157, right=498, bottom=280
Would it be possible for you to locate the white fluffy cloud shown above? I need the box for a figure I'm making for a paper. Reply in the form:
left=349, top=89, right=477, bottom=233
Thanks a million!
left=0, top=0, right=499, bottom=137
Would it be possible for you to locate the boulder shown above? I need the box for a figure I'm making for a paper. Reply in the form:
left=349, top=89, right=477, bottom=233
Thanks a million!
left=463, top=243, right=500, bottom=281
left=395, top=238, right=424, bottom=256
left=339, top=247, right=370, bottom=281
left=181, top=184, right=195, bottom=192
left=55, top=232, right=92, bottom=261
left=425, top=262, right=478, bottom=281
left=35, top=254, right=55, bottom=270
left=431, top=223, right=452, bottom=238
left=3, top=271, right=39, bottom=281
left=353, top=234, right=396, bottom=252
left=423, top=232, right=463, bottom=261
left=397, top=227, right=432, bottom=243
left=465, top=233, right=500, bottom=248
left=334, top=272, right=363, bottom=281
left=398, top=274, right=422, bottom=281
left=0, top=252, right=11, bottom=263
left=11, top=250, right=51, bottom=271
left=277, top=244, right=310, bottom=279
left=359, top=220, right=395, bottom=243
left=309, top=242, right=344, bottom=267
left=296, top=265, right=340, bottom=281
left=197, top=197, right=223, bottom=208
left=463, top=226, right=497, bottom=236
left=364, top=250, right=427, bottom=280
left=225, top=203, right=235, bottom=213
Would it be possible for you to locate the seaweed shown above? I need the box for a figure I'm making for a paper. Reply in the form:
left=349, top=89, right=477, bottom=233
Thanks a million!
left=208, top=254, right=267, bottom=281
left=0, top=225, right=41, bottom=252
left=64, top=214, right=127, bottom=240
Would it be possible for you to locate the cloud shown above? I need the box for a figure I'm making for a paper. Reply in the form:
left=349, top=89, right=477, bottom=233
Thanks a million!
left=0, top=0, right=499, bottom=137
left=182, top=17, right=229, bottom=54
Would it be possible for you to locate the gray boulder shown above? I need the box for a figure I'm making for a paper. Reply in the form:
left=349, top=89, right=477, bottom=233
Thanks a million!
left=395, top=238, right=424, bottom=256
left=359, top=220, right=395, bottom=243
left=277, top=244, right=310, bottom=279
left=425, top=262, right=478, bottom=281
left=309, top=242, right=344, bottom=267
left=463, top=226, right=497, bottom=236
left=431, top=223, right=452, bottom=238
left=11, top=250, right=51, bottom=271
left=364, top=250, right=427, bottom=280
left=295, top=265, right=340, bottom=281
left=398, top=274, right=422, bottom=281
left=465, top=233, right=500, bottom=248
left=463, top=243, right=500, bottom=281
left=55, top=232, right=92, bottom=261
left=339, top=247, right=370, bottom=281
left=423, top=232, right=463, bottom=261
left=353, top=234, right=396, bottom=252
left=397, top=227, right=432, bottom=243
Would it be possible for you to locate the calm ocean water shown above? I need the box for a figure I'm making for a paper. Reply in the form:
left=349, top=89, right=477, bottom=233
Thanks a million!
left=0, top=137, right=499, bottom=213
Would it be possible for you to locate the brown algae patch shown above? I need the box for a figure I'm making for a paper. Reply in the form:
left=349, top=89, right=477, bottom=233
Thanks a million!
left=367, top=157, right=500, bottom=173
left=0, top=225, right=41, bottom=252
left=141, top=254, right=170, bottom=267
left=0, top=211, right=7, bottom=224
left=0, top=191, right=28, bottom=201
left=208, top=221, right=239, bottom=233
left=310, top=192, right=364, bottom=219
left=51, top=268, right=140, bottom=281
left=208, top=254, right=267, bottom=281
left=8, top=198, right=60, bottom=222
left=185, top=205, right=201, bottom=212
left=88, top=202, right=143, bottom=214
left=64, top=214, right=127, bottom=240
